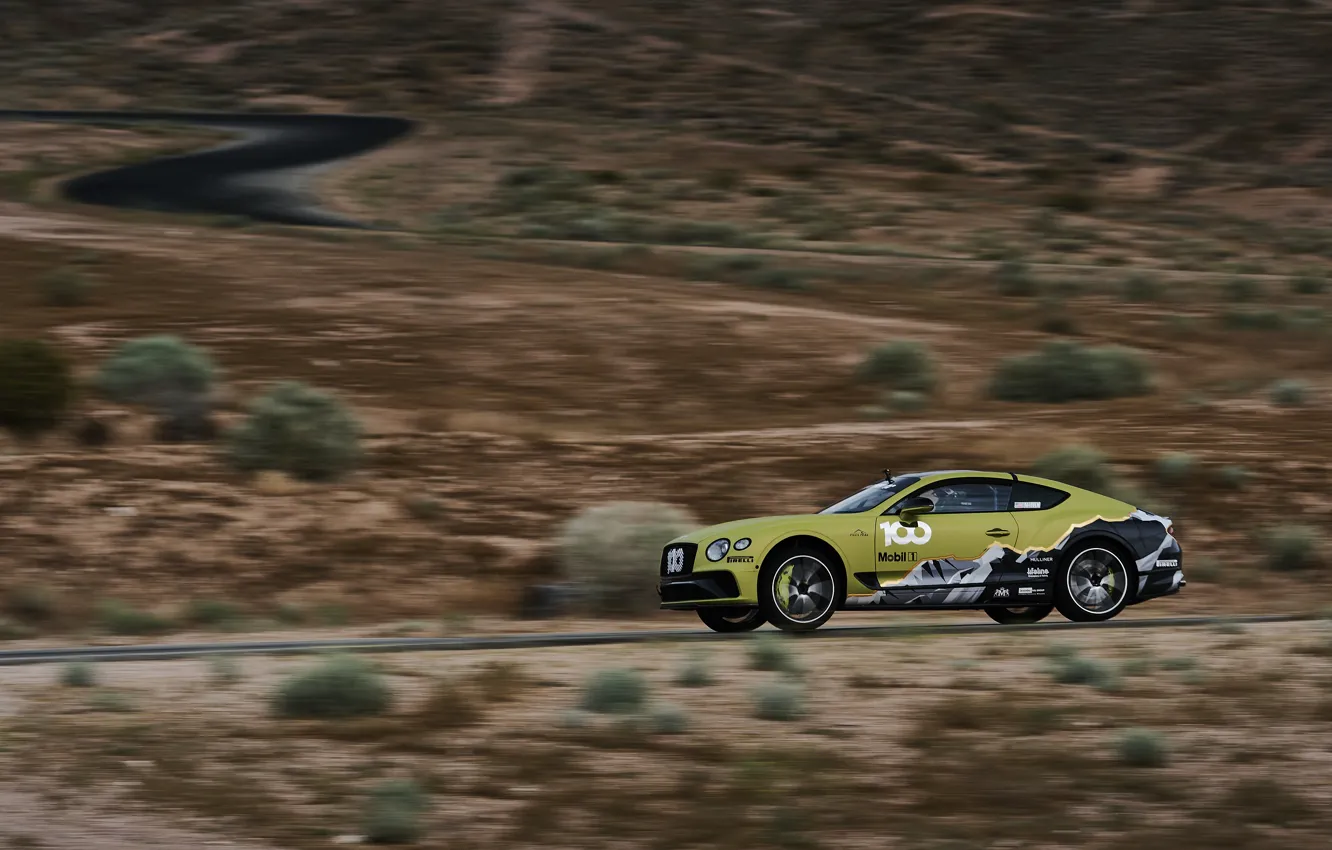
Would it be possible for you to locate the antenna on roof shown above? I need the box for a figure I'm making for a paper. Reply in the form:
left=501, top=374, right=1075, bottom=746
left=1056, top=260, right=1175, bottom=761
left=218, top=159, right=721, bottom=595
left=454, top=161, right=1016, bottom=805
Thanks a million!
left=883, top=468, right=892, bottom=481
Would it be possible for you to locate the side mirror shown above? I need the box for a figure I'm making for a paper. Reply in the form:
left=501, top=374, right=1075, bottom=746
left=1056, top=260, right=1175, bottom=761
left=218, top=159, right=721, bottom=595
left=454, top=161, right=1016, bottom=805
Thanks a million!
left=897, top=496, right=934, bottom=525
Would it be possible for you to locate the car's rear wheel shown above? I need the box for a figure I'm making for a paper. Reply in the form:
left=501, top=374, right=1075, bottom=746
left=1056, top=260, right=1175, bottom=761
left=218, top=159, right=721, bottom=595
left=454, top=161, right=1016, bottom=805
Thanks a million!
left=985, top=605, right=1054, bottom=625
left=759, top=546, right=842, bottom=632
left=1055, top=543, right=1134, bottom=622
left=697, top=607, right=765, bottom=633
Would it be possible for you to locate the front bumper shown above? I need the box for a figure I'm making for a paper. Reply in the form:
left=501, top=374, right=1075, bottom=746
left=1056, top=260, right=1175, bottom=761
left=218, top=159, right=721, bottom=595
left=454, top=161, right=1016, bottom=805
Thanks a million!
left=658, top=571, right=743, bottom=608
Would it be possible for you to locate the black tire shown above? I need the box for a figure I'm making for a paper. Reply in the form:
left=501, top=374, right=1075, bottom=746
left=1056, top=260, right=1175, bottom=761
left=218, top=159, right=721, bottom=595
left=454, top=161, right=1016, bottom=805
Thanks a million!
left=985, top=605, right=1054, bottom=625
left=758, top=544, right=843, bottom=633
left=697, top=607, right=765, bottom=633
left=1054, top=542, right=1135, bottom=623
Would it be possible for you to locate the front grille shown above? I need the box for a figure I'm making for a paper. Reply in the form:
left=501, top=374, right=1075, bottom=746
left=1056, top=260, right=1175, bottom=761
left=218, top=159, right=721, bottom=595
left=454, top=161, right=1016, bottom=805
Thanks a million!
left=660, top=543, right=697, bottom=578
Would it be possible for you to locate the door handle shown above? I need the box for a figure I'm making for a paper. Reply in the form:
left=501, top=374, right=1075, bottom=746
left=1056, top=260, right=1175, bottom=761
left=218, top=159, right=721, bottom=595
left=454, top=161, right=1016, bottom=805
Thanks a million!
left=986, top=528, right=1011, bottom=538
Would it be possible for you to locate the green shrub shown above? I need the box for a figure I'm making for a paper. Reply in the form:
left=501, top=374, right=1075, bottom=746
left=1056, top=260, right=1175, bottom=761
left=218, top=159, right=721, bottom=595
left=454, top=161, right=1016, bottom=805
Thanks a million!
left=989, top=341, right=1152, bottom=403
left=1221, top=308, right=1286, bottom=331
left=753, top=682, right=805, bottom=721
left=558, top=502, right=696, bottom=616
left=0, top=338, right=74, bottom=436
left=675, top=652, right=714, bottom=688
left=363, top=779, right=427, bottom=844
left=1122, top=274, right=1163, bottom=302
left=37, top=267, right=91, bottom=307
left=1032, top=446, right=1115, bottom=494
left=93, top=335, right=216, bottom=414
left=1154, top=452, right=1196, bottom=485
left=96, top=600, right=172, bottom=635
left=1117, top=728, right=1168, bottom=767
left=4, top=585, right=56, bottom=623
left=272, top=655, right=391, bottom=719
left=1216, top=465, right=1250, bottom=490
left=1290, top=274, right=1326, bottom=295
left=855, top=341, right=938, bottom=394
left=1224, top=277, right=1259, bottom=303
left=1265, top=525, right=1321, bottom=571
left=580, top=668, right=647, bottom=714
left=650, top=703, right=689, bottom=735
left=995, top=260, right=1038, bottom=297
left=748, top=635, right=796, bottom=672
left=228, top=382, right=362, bottom=481
left=184, top=598, right=243, bottom=629
left=1050, top=655, right=1113, bottom=687
left=745, top=266, right=809, bottom=291
left=60, top=662, right=96, bottom=688
left=1270, top=379, right=1309, bottom=407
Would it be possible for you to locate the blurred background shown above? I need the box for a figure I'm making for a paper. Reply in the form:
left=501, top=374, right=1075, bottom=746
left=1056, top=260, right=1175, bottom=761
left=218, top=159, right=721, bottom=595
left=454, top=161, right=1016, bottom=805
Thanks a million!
left=1, top=1, right=1331, bottom=847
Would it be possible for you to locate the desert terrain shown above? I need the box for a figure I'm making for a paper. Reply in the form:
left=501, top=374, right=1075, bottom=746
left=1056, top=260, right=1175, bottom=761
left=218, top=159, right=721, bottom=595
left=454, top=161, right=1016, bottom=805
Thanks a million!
left=2, top=1, right=1332, bottom=846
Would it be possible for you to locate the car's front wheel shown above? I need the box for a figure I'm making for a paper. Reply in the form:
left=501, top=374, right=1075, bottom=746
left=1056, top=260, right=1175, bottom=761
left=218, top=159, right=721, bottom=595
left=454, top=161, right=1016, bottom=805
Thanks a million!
left=758, top=546, right=843, bottom=632
left=1055, top=543, right=1134, bottom=622
left=697, top=607, right=765, bottom=633
left=985, top=605, right=1054, bottom=625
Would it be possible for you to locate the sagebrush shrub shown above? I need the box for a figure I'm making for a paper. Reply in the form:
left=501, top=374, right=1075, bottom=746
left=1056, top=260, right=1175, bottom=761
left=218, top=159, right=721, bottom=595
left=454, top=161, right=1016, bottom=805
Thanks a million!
left=1117, top=728, right=1168, bottom=767
left=60, top=662, right=96, bottom=688
left=93, top=335, right=216, bottom=414
left=417, top=679, right=482, bottom=729
left=675, top=652, right=714, bottom=688
left=559, top=502, right=696, bottom=615
left=1122, top=274, right=1163, bottom=302
left=0, top=338, right=73, bottom=436
left=1270, top=379, right=1309, bottom=407
left=1290, top=274, right=1326, bottom=295
left=579, top=668, right=647, bottom=714
left=995, top=260, right=1038, bottom=296
left=1216, top=465, right=1250, bottom=490
left=650, top=703, right=689, bottom=735
left=38, top=267, right=91, bottom=307
left=96, top=599, right=172, bottom=635
left=272, top=655, right=391, bottom=719
left=753, top=682, right=805, bottom=721
left=1265, top=525, right=1321, bottom=571
left=855, top=341, right=938, bottom=394
left=990, top=341, right=1152, bottom=403
left=1154, top=452, right=1195, bottom=485
left=748, top=635, right=796, bottom=672
left=228, top=382, right=362, bottom=481
left=363, top=779, right=427, bottom=844
left=1224, top=277, right=1259, bottom=303
left=1032, top=446, right=1116, bottom=494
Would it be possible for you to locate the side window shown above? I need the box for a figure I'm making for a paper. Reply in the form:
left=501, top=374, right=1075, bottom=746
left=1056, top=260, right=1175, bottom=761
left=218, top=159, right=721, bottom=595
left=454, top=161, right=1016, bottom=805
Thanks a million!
left=1009, top=481, right=1070, bottom=511
left=912, top=480, right=1013, bottom=514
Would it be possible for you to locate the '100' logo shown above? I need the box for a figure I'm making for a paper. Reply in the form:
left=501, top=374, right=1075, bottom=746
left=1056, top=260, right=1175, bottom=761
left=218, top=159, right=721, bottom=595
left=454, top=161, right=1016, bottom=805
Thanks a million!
left=880, top=520, right=932, bottom=546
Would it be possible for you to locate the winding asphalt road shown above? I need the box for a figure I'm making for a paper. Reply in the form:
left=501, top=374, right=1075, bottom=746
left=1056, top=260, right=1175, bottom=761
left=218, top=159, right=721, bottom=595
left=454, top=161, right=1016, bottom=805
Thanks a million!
left=0, top=613, right=1311, bottom=666
left=0, top=110, right=414, bottom=226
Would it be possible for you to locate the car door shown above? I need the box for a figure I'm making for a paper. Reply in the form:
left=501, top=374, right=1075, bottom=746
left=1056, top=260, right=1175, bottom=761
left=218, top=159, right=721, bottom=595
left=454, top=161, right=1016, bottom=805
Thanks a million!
left=875, top=477, right=1018, bottom=591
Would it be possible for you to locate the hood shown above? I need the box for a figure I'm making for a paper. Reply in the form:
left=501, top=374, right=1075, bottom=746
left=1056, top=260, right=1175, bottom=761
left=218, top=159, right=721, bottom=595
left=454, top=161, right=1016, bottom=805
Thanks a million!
left=671, top=515, right=812, bottom=545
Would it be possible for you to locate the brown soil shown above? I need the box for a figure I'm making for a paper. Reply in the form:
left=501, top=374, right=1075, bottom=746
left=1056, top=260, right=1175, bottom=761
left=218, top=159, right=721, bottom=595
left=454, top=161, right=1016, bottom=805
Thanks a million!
left=2, top=622, right=1330, bottom=847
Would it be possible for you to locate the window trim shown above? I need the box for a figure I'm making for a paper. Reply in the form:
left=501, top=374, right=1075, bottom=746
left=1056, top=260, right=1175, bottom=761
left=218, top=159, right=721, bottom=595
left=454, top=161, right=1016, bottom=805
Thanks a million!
left=882, top=477, right=1015, bottom=516
left=1007, top=481, right=1071, bottom=512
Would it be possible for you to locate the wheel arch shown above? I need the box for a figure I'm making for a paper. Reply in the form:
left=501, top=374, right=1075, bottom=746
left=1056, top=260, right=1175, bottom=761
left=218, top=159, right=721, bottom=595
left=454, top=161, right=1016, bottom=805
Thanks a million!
left=762, top=534, right=849, bottom=606
left=1061, top=532, right=1140, bottom=603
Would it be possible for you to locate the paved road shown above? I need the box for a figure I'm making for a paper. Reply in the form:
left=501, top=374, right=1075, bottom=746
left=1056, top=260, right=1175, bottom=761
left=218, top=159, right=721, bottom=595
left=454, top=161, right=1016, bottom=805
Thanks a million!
left=0, top=109, right=413, bottom=226
left=0, top=613, right=1312, bottom=666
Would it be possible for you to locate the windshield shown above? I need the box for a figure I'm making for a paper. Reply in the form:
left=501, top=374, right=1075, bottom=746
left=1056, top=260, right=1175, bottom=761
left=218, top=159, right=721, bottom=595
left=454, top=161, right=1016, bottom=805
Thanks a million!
left=819, top=475, right=921, bottom=514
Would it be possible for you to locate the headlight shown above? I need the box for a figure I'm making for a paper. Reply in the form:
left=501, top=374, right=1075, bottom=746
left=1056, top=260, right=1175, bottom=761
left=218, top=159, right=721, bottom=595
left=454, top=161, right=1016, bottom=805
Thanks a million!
left=705, top=539, right=730, bottom=561
left=734, top=538, right=751, bottom=551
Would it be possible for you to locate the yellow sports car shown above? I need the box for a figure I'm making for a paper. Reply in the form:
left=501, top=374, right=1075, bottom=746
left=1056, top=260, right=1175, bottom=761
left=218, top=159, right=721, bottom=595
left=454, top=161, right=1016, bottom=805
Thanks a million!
left=659, top=469, right=1183, bottom=632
